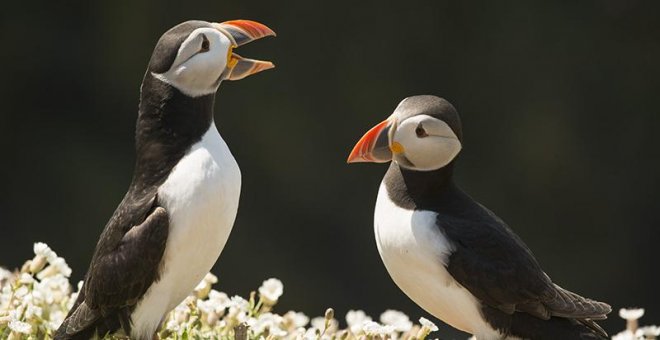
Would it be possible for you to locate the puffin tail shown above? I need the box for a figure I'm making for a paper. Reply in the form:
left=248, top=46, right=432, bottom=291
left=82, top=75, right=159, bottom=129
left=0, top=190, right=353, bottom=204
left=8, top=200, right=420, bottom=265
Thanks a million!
left=53, top=301, right=101, bottom=340
left=482, top=305, right=608, bottom=340
left=508, top=313, right=608, bottom=340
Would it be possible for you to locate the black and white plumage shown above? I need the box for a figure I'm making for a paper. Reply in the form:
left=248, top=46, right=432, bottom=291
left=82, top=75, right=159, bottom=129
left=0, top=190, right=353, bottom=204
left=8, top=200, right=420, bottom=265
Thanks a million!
left=347, top=95, right=611, bottom=339
left=55, top=20, right=275, bottom=340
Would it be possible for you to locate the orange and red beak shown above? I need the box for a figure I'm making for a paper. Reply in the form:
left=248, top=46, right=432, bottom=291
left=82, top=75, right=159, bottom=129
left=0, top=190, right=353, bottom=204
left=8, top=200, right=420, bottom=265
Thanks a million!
left=347, top=119, right=395, bottom=163
left=214, top=20, right=276, bottom=81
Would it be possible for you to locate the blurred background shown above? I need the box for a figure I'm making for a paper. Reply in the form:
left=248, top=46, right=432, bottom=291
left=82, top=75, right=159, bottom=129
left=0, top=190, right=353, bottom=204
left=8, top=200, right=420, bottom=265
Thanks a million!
left=1, top=1, right=659, bottom=338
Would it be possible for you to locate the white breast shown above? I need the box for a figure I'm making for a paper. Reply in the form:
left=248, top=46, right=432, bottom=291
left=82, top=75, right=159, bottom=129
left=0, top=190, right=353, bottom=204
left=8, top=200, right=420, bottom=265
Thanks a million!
left=374, top=182, right=502, bottom=339
left=130, top=123, right=241, bottom=339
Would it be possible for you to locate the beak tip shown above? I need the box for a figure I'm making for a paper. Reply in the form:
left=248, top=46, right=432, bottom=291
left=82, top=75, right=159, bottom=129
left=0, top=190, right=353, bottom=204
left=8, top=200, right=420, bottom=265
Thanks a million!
left=346, top=148, right=365, bottom=164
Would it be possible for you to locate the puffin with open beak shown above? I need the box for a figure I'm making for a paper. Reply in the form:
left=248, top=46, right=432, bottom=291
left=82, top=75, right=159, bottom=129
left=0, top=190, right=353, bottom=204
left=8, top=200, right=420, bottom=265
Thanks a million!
left=348, top=95, right=611, bottom=339
left=55, top=20, right=275, bottom=340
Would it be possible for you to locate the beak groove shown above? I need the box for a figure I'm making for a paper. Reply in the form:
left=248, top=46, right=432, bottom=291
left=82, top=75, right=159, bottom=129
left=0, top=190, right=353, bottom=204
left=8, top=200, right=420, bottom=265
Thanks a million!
left=215, top=19, right=276, bottom=81
left=347, top=119, right=393, bottom=164
left=216, top=20, right=276, bottom=47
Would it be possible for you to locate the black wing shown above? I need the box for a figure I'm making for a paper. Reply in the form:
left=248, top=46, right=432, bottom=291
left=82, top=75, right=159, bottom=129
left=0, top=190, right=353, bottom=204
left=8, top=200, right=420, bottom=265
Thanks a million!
left=57, top=193, right=169, bottom=338
left=440, top=204, right=610, bottom=321
left=85, top=204, right=169, bottom=309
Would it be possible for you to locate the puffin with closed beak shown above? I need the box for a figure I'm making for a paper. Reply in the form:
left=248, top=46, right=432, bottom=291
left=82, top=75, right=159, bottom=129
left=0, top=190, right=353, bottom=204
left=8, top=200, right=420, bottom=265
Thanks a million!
left=347, top=95, right=611, bottom=339
left=55, top=20, right=275, bottom=340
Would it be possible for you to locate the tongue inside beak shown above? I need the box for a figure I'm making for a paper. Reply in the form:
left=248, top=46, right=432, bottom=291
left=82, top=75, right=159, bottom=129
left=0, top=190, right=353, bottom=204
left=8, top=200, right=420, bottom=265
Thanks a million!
left=215, top=20, right=276, bottom=81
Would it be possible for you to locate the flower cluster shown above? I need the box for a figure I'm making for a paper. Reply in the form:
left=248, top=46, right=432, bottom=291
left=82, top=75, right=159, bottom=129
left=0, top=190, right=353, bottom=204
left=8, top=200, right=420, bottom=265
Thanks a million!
left=158, top=278, right=440, bottom=340
left=0, top=243, right=438, bottom=339
left=0, top=242, right=79, bottom=339
left=2, top=242, right=657, bottom=339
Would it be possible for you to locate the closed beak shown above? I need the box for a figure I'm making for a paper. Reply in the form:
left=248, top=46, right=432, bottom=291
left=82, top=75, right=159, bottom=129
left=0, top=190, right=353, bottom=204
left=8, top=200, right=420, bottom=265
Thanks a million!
left=347, top=119, right=394, bottom=163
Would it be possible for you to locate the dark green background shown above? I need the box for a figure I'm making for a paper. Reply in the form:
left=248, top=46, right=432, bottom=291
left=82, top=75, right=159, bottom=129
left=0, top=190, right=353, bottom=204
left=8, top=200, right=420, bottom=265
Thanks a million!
left=1, top=1, right=658, bottom=338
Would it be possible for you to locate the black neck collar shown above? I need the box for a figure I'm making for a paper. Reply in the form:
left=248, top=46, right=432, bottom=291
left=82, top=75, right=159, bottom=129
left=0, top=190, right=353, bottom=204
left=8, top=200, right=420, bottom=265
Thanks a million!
left=383, top=161, right=465, bottom=211
left=130, top=74, right=215, bottom=189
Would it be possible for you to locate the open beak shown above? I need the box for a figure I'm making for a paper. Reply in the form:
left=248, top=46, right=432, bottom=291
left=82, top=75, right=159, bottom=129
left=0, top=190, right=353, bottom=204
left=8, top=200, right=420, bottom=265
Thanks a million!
left=347, top=119, right=395, bottom=163
left=214, top=20, right=276, bottom=81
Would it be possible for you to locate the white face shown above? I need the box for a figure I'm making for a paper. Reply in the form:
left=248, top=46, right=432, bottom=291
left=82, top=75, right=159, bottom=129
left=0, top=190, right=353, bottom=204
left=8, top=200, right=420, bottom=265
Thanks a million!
left=391, top=114, right=462, bottom=171
left=152, top=27, right=234, bottom=97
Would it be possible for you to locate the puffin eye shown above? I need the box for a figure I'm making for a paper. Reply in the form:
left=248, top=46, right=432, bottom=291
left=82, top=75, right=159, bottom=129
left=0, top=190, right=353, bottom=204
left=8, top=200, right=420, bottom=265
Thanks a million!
left=415, top=124, right=428, bottom=138
left=200, top=34, right=210, bottom=52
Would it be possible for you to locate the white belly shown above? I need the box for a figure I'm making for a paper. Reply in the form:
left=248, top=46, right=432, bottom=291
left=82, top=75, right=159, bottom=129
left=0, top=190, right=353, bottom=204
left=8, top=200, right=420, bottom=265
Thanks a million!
left=374, top=182, right=502, bottom=339
left=130, top=124, right=241, bottom=339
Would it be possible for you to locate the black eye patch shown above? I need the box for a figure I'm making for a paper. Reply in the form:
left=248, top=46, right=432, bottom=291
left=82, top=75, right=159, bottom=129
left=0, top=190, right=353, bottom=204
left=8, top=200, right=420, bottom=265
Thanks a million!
left=415, top=123, right=428, bottom=138
left=200, top=34, right=210, bottom=52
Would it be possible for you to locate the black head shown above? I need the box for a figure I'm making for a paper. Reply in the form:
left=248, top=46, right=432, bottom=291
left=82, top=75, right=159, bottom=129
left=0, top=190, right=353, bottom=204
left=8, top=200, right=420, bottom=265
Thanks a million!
left=393, top=95, right=463, bottom=142
left=348, top=95, right=463, bottom=172
left=148, top=21, right=213, bottom=74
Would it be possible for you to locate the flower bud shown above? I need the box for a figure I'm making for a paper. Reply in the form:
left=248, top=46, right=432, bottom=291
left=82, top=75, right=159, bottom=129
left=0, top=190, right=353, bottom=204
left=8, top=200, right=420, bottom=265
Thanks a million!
left=29, top=255, right=48, bottom=274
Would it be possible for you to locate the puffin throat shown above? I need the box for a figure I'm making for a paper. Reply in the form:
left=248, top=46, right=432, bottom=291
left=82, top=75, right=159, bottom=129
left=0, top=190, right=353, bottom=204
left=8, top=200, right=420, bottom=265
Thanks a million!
left=383, top=161, right=458, bottom=211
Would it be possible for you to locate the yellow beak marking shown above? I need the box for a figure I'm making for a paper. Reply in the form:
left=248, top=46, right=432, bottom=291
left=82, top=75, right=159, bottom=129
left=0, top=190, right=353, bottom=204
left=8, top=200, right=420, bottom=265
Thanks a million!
left=227, top=47, right=238, bottom=68
left=390, top=142, right=404, bottom=154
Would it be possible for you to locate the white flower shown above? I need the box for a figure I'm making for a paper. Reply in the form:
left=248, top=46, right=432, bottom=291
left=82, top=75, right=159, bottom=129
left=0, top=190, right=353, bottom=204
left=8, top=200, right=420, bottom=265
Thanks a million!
left=8, top=320, right=32, bottom=334
left=302, top=327, right=321, bottom=340
left=258, top=278, right=284, bottom=305
left=37, top=257, right=72, bottom=279
left=229, top=295, right=249, bottom=312
left=346, top=310, right=372, bottom=333
left=287, top=326, right=307, bottom=339
left=197, top=289, right=230, bottom=319
left=169, top=298, right=193, bottom=328
left=611, top=330, right=635, bottom=340
left=165, top=318, right=180, bottom=332
left=637, top=325, right=660, bottom=337
left=18, top=273, right=35, bottom=285
left=14, top=285, right=29, bottom=298
left=0, top=267, right=12, bottom=280
left=226, top=295, right=250, bottom=323
left=283, top=311, right=309, bottom=329
left=35, top=274, right=72, bottom=304
left=33, top=242, right=56, bottom=260
left=311, top=316, right=326, bottom=330
left=619, top=308, right=645, bottom=321
left=251, top=312, right=287, bottom=336
left=26, top=304, right=43, bottom=319
left=194, top=272, right=218, bottom=299
left=419, top=317, right=439, bottom=331
left=362, top=320, right=395, bottom=336
left=311, top=316, right=338, bottom=334
left=380, top=309, right=413, bottom=332
left=209, top=290, right=230, bottom=311
left=196, top=298, right=214, bottom=314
